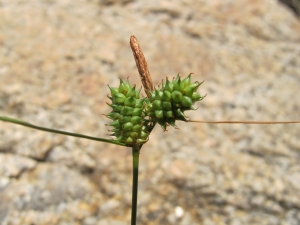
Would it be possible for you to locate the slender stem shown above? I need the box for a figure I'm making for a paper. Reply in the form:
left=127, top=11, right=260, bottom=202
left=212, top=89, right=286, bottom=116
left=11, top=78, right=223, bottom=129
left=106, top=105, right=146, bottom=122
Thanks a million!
left=131, top=145, right=141, bottom=225
left=188, top=120, right=300, bottom=124
left=0, top=116, right=126, bottom=146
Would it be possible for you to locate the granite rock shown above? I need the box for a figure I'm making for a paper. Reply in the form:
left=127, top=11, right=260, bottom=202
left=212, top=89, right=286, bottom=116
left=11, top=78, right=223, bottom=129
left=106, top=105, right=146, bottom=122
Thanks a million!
left=0, top=0, right=300, bottom=224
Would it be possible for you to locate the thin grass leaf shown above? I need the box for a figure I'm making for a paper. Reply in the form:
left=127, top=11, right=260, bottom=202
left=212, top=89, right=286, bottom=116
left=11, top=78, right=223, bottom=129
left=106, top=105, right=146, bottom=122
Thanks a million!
left=188, top=120, right=300, bottom=124
left=0, top=115, right=126, bottom=146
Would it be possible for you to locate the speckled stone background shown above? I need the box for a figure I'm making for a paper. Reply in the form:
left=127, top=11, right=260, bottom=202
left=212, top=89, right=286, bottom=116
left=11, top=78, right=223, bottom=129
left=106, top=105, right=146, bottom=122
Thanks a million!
left=0, top=0, right=300, bottom=224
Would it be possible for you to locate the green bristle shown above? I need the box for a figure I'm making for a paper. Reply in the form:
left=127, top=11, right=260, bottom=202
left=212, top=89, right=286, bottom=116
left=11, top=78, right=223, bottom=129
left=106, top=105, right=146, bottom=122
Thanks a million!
left=181, top=74, right=191, bottom=88
left=162, top=101, right=172, bottom=110
left=118, top=79, right=130, bottom=94
left=132, top=108, right=143, bottom=116
left=155, top=89, right=163, bottom=100
left=182, top=85, right=195, bottom=97
left=181, top=96, right=193, bottom=107
left=173, top=77, right=182, bottom=91
left=155, top=110, right=164, bottom=119
left=164, top=79, right=174, bottom=92
left=126, top=86, right=137, bottom=97
left=107, top=112, right=120, bottom=120
left=152, top=100, right=162, bottom=110
left=108, top=86, right=119, bottom=96
left=109, top=104, right=123, bottom=112
left=130, top=132, right=139, bottom=139
left=135, top=99, right=144, bottom=108
left=132, top=124, right=142, bottom=132
left=171, top=91, right=183, bottom=103
left=123, top=122, right=134, bottom=131
left=175, top=108, right=185, bottom=118
left=119, top=115, right=132, bottom=123
left=114, top=93, right=126, bottom=104
left=109, top=120, right=120, bottom=127
left=164, top=110, right=174, bottom=118
left=124, top=97, right=136, bottom=107
left=136, top=139, right=147, bottom=144
left=135, top=89, right=141, bottom=99
left=192, top=92, right=202, bottom=101
left=140, top=131, right=148, bottom=139
left=161, top=91, right=171, bottom=101
left=131, top=116, right=142, bottom=124
left=121, top=106, right=133, bottom=116
left=188, top=82, right=201, bottom=92
left=126, top=137, right=134, bottom=144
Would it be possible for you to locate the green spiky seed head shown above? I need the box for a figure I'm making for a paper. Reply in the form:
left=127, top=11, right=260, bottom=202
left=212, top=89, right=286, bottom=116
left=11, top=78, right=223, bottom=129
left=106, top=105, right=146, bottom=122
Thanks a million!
left=107, top=79, right=150, bottom=146
left=145, top=74, right=204, bottom=130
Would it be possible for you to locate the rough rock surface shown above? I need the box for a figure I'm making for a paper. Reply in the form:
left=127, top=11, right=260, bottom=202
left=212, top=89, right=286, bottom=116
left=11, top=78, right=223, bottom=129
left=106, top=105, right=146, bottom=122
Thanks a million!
left=0, top=0, right=300, bottom=224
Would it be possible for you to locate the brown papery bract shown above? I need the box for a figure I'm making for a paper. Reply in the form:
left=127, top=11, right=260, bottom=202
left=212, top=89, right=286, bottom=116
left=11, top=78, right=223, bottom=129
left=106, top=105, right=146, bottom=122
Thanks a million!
left=130, top=36, right=154, bottom=98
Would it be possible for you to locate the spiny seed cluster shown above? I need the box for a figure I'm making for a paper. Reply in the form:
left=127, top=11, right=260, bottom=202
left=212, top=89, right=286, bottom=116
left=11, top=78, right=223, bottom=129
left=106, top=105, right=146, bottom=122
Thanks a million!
left=107, top=79, right=149, bottom=146
left=106, top=74, right=204, bottom=145
left=145, top=74, right=204, bottom=130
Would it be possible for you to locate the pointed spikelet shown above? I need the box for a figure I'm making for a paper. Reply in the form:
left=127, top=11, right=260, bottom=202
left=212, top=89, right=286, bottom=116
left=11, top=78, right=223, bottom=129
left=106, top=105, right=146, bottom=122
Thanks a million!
left=107, top=79, right=150, bottom=146
left=145, top=73, right=204, bottom=130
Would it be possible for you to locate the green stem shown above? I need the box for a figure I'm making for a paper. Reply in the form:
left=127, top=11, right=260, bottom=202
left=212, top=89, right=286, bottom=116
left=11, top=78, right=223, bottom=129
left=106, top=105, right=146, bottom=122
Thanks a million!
left=131, top=145, right=141, bottom=225
left=0, top=116, right=126, bottom=146
left=187, top=119, right=300, bottom=124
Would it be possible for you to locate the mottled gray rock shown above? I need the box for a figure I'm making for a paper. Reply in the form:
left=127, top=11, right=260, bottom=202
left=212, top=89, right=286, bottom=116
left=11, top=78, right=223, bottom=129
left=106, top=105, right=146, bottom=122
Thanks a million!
left=0, top=164, right=101, bottom=224
left=0, top=153, right=36, bottom=178
left=0, top=0, right=300, bottom=224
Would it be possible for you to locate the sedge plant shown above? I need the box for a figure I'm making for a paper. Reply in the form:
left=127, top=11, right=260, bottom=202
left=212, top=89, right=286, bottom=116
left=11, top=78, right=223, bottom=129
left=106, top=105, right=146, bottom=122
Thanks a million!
left=1, top=36, right=300, bottom=225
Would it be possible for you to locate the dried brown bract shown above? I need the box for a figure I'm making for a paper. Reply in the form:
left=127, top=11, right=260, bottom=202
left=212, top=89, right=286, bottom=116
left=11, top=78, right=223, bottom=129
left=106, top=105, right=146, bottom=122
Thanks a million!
left=130, top=36, right=154, bottom=97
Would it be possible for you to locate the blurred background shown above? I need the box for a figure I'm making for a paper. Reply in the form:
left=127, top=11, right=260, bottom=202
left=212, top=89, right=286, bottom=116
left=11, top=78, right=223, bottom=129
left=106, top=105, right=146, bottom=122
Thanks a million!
left=0, top=0, right=300, bottom=224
